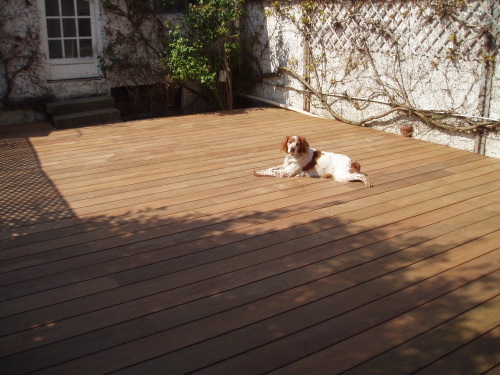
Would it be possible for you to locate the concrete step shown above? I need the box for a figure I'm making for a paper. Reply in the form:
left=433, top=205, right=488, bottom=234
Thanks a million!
left=46, top=95, right=116, bottom=116
left=53, top=108, right=121, bottom=129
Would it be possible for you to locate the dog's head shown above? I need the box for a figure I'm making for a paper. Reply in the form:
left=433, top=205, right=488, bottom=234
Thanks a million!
left=281, top=135, right=309, bottom=155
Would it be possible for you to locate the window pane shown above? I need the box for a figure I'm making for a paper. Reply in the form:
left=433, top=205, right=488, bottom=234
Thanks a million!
left=78, top=18, right=91, bottom=37
left=76, top=0, right=90, bottom=16
left=46, top=19, right=61, bottom=38
left=64, top=39, right=78, bottom=58
left=45, top=0, right=60, bottom=16
left=63, top=18, right=76, bottom=37
left=80, top=39, right=93, bottom=57
left=61, top=0, right=75, bottom=16
left=48, top=40, right=63, bottom=58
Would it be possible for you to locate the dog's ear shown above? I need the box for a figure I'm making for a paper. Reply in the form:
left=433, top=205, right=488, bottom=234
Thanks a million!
left=299, top=136, right=309, bottom=153
left=280, top=136, right=290, bottom=152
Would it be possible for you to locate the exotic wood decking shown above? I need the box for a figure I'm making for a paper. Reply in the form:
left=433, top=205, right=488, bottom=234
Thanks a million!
left=0, top=107, right=499, bottom=374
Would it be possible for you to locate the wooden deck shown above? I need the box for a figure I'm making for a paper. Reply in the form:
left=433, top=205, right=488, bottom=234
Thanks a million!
left=0, top=107, right=499, bottom=374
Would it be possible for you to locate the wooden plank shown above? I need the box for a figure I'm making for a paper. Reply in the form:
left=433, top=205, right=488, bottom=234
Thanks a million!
left=33, top=116, right=359, bottom=175
left=2, top=146, right=496, bottom=248
left=173, top=252, right=500, bottom=375
left=1, top=224, right=498, bottom=367
left=0, top=159, right=450, bottom=262
left=2, top=178, right=498, bottom=304
left=1, top=137, right=486, bottom=251
left=38, top=247, right=499, bottom=375
left=4, top=162, right=498, bottom=274
left=0, top=136, right=466, bottom=238
left=2, top=200, right=498, bottom=321
left=1, top=169, right=498, bottom=306
left=413, top=328, right=500, bottom=375
left=342, top=296, right=500, bottom=375
left=270, top=277, right=500, bottom=375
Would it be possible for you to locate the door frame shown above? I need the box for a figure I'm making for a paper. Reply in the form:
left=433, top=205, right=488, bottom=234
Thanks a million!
left=38, top=0, right=103, bottom=81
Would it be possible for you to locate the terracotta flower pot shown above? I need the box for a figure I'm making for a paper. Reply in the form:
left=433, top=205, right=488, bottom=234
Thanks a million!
left=400, top=125, right=414, bottom=137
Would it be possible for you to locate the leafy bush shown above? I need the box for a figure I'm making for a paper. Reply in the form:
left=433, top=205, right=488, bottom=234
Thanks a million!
left=165, top=0, right=244, bottom=110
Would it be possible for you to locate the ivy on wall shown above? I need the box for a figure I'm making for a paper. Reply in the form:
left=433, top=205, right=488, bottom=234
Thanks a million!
left=0, top=1, right=52, bottom=108
left=251, top=0, right=499, bottom=133
left=98, top=0, right=180, bottom=117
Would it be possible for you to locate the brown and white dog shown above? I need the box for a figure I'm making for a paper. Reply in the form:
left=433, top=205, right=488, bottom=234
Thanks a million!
left=254, top=135, right=372, bottom=187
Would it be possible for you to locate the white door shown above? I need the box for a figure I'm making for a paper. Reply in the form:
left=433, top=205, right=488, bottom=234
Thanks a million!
left=40, top=0, right=100, bottom=80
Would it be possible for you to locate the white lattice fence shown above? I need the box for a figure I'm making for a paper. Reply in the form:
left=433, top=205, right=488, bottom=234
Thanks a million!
left=300, top=0, right=497, bottom=115
left=307, top=1, right=490, bottom=58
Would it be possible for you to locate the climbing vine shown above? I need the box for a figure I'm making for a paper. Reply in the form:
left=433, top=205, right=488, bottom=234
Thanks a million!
left=98, top=0, right=181, bottom=117
left=0, top=1, right=52, bottom=108
left=251, top=0, right=499, bottom=133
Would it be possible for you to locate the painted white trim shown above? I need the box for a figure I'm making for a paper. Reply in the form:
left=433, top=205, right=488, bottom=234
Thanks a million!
left=37, top=0, right=102, bottom=80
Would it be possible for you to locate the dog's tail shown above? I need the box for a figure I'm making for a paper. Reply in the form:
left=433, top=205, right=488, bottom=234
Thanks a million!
left=350, top=161, right=361, bottom=173
left=349, top=161, right=372, bottom=187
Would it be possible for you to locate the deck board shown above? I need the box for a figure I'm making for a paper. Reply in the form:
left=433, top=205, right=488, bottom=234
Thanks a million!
left=0, top=107, right=499, bottom=374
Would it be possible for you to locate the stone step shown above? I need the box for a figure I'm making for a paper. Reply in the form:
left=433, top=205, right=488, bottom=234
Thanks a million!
left=52, top=108, right=121, bottom=129
left=46, top=95, right=116, bottom=116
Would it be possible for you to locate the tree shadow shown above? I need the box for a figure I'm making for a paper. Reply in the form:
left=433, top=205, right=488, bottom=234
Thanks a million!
left=0, top=121, right=498, bottom=374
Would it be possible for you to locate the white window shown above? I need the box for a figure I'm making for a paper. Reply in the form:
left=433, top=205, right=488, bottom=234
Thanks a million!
left=40, top=0, right=100, bottom=80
